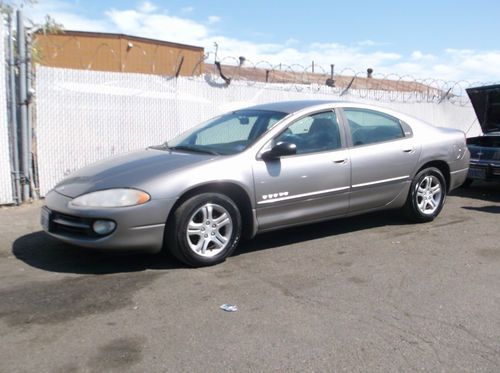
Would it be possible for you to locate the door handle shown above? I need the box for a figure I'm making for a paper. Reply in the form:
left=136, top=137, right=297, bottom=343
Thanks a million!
left=403, top=148, right=414, bottom=153
left=333, top=158, right=348, bottom=164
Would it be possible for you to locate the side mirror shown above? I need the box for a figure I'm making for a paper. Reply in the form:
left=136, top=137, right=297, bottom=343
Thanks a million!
left=261, top=141, right=297, bottom=161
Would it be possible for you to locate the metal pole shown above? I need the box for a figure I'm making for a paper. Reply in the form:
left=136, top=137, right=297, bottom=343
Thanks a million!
left=7, top=14, right=21, bottom=204
left=26, top=30, right=37, bottom=199
left=17, top=10, right=30, bottom=201
left=340, top=76, right=356, bottom=97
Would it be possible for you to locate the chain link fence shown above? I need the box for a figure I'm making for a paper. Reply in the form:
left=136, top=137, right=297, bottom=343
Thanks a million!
left=34, top=65, right=481, bottom=197
left=0, top=21, right=13, bottom=204
left=0, top=21, right=495, bottom=204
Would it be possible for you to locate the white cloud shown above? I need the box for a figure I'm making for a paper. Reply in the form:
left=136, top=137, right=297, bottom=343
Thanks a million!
left=105, top=9, right=209, bottom=45
left=105, top=9, right=143, bottom=31
left=207, top=15, right=221, bottom=24
left=25, top=1, right=500, bottom=82
left=285, top=38, right=299, bottom=46
left=410, top=50, right=436, bottom=61
left=357, top=40, right=388, bottom=47
left=25, top=0, right=109, bottom=31
left=139, top=1, right=157, bottom=14
left=444, top=49, right=500, bottom=82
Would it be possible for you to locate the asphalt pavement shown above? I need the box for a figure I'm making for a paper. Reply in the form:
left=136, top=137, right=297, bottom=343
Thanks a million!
left=0, top=183, right=499, bottom=372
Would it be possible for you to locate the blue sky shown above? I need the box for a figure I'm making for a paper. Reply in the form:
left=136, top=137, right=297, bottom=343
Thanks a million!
left=24, top=0, right=500, bottom=82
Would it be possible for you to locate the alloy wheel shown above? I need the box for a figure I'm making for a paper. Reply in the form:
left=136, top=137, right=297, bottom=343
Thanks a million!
left=186, top=203, right=233, bottom=257
left=416, top=175, right=442, bottom=215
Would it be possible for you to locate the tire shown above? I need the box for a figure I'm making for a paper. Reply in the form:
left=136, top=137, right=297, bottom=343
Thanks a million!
left=166, top=193, right=242, bottom=267
left=404, top=167, right=446, bottom=223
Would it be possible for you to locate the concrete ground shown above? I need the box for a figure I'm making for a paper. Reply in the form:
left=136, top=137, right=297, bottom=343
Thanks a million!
left=0, top=183, right=499, bottom=373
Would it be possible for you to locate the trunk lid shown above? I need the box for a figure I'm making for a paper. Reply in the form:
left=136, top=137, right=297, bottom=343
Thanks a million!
left=466, top=84, right=500, bottom=134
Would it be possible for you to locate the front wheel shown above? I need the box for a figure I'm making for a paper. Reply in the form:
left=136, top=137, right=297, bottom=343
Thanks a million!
left=404, top=167, right=446, bottom=223
left=166, top=193, right=242, bottom=267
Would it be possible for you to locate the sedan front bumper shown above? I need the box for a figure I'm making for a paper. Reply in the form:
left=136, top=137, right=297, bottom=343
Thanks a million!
left=42, top=191, right=177, bottom=253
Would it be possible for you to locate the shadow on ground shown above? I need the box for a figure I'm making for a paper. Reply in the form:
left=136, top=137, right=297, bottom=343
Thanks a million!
left=13, top=232, right=181, bottom=275
left=450, top=182, right=500, bottom=203
left=235, top=210, right=407, bottom=256
left=462, top=205, right=500, bottom=214
left=14, top=210, right=407, bottom=274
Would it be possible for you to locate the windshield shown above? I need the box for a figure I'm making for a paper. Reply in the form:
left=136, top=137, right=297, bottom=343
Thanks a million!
left=167, top=109, right=287, bottom=155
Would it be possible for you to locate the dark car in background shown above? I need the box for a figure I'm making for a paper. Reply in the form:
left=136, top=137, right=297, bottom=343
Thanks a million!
left=465, top=85, right=500, bottom=185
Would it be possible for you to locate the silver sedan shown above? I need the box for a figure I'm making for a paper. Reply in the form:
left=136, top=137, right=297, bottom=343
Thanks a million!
left=41, top=100, right=470, bottom=267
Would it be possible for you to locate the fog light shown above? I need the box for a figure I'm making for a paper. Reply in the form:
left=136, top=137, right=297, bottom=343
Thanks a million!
left=93, top=220, right=116, bottom=235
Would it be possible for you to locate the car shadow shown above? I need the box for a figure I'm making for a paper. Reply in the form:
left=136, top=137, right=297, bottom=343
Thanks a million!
left=462, top=205, right=500, bottom=214
left=14, top=210, right=407, bottom=274
left=450, top=182, right=500, bottom=203
left=12, top=231, right=182, bottom=275
left=234, top=210, right=408, bottom=256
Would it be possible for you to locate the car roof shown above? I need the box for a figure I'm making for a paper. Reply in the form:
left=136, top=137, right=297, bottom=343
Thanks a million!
left=240, top=100, right=433, bottom=133
left=243, top=100, right=344, bottom=114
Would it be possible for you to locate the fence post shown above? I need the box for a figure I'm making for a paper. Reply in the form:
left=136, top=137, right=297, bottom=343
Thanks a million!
left=7, top=14, right=21, bottom=204
left=26, top=29, right=37, bottom=199
left=16, top=10, right=30, bottom=202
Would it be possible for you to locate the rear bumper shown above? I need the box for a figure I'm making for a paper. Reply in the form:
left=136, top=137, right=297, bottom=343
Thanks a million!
left=42, top=191, right=177, bottom=253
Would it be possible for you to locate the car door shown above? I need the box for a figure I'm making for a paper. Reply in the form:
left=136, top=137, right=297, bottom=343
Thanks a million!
left=340, top=108, right=421, bottom=213
left=253, top=110, right=351, bottom=230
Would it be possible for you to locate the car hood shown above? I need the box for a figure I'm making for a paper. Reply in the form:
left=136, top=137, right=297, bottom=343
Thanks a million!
left=54, top=148, right=214, bottom=198
left=466, top=84, right=500, bottom=134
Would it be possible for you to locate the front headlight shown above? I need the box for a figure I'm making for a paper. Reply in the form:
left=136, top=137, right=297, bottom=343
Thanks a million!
left=69, top=188, right=151, bottom=208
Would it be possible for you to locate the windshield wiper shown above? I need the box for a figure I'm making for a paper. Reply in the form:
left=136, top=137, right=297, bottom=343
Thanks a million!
left=169, top=145, right=220, bottom=155
left=148, top=142, right=170, bottom=151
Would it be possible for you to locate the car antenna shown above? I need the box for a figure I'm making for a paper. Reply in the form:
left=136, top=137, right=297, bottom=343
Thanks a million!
left=464, top=117, right=479, bottom=136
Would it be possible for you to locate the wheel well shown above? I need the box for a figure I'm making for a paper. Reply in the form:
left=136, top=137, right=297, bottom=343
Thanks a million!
left=167, top=182, right=255, bottom=239
left=417, top=161, right=451, bottom=192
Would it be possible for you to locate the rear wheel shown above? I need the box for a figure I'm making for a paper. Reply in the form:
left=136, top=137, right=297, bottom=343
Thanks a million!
left=404, top=167, right=446, bottom=222
left=167, top=193, right=241, bottom=267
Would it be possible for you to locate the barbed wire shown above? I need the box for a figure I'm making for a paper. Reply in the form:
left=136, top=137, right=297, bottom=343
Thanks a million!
left=27, top=33, right=499, bottom=106
left=201, top=54, right=500, bottom=106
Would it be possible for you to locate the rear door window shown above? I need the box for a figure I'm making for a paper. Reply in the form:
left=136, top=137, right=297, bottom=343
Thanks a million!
left=343, top=108, right=406, bottom=146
